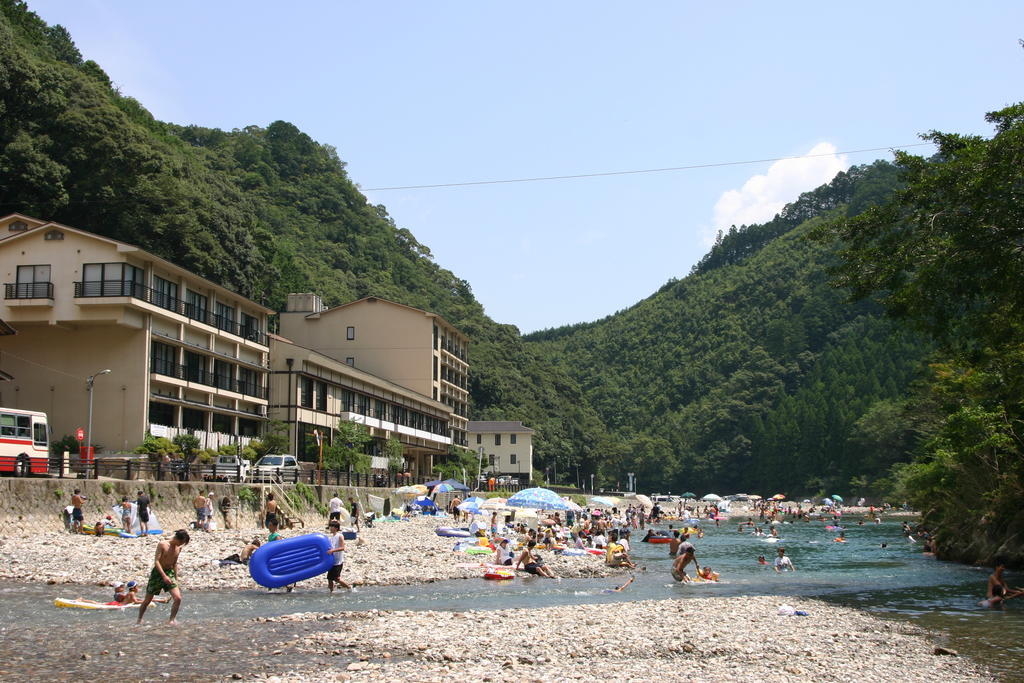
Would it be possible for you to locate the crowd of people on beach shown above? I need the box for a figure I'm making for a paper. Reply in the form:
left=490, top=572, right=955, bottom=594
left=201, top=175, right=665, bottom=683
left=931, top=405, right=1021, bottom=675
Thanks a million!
left=61, top=486, right=1022, bottom=626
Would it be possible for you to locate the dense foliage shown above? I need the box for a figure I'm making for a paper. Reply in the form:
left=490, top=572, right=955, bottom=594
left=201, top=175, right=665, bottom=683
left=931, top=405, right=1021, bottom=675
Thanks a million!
left=526, top=162, right=929, bottom=495
left=0, top=0, right=608, bottom=478
left=816, top=104, right=1024, bottom=566
left=3, top=2, right=974, bottom=532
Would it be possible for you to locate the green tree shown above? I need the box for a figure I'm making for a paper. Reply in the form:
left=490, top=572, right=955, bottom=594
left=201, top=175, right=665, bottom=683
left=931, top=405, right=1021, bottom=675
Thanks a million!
left=816, top=103, right=1024, bottom=566
left=383, top=436, right=404, bottom=473
left=323, top=420, right=372, bottom=473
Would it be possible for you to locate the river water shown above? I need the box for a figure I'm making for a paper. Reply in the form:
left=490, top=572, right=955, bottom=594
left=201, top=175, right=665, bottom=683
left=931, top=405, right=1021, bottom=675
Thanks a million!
left=2, top=518, right=1022, bottom=680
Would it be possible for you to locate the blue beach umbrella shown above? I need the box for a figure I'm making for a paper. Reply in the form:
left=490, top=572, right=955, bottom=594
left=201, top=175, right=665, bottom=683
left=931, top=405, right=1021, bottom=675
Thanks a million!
left=507, top=487, right=571, bottom=511
left=441, top=478, right=470, bottom=491
left=412, top=496, right=438, bottom=508
left=831, top=494, right=844, bottom=503
left=457, top=496, right=486, bottom=514
left=433, top=482, right=456, bottom=493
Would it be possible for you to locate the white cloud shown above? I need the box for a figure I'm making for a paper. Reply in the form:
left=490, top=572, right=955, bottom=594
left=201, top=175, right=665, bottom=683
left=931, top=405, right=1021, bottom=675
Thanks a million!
left=707, top=142, right=847, bottom=244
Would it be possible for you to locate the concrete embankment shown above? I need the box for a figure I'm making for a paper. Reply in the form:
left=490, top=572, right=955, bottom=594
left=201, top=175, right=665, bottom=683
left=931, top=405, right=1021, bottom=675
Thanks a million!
left=0, top=476, right=421, bottom=533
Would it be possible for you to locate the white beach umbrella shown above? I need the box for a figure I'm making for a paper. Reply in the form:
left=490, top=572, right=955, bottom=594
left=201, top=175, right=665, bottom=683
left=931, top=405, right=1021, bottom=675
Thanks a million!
left=633, top=494, right=654, bottom=509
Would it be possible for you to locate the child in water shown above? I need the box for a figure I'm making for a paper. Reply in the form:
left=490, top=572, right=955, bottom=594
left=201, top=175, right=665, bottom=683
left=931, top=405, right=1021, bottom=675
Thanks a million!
left=697, top=566, right=720, bottom=582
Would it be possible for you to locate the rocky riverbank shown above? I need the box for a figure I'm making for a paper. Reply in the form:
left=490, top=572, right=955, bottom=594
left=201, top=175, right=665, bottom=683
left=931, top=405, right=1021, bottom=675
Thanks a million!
left=0, top=516, right=614, bottom=590
left=240, top=596, right=992, bottom=682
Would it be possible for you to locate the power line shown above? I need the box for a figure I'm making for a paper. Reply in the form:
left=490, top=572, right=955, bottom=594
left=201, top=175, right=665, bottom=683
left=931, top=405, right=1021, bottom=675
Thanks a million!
left=362, top=143, right=934, bottom=192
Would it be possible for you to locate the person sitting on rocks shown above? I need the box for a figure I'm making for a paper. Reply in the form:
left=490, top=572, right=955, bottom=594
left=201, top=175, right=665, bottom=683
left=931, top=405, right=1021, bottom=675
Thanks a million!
left=605, top=533, right=637, bottom=569
left=516, top=541, right=556, bottom=579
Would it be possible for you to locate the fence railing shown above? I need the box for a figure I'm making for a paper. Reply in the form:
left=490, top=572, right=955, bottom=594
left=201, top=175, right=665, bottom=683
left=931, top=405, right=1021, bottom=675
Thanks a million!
left=74, top=280, right=267, bottom=345
left=39, top=457, right=446, bottom=489
left=5, top=281, right=54, bottom=299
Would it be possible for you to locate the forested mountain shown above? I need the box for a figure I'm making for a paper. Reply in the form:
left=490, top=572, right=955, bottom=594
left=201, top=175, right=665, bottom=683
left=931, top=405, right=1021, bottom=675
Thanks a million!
left=1, top=1, right=942, bottom=504
left=526, top=162, right=930, bottom=494
left=0, top=0, right=608, bottom=471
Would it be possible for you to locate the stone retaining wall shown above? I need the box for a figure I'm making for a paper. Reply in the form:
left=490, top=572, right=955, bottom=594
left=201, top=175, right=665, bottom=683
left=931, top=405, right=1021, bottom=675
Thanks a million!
left=0, top=477, right=445, bottom=534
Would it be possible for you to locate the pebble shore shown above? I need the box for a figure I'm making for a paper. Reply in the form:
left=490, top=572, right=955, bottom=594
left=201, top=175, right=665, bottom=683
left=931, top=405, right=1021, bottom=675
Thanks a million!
left=238, top=596, right=992, bottom=682
left=0, top=516, right=614, bottom=589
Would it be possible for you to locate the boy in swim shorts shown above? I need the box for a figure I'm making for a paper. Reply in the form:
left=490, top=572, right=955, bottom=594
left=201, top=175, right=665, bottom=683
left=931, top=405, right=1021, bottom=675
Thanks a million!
left=138, top=529, right=190, bottom=624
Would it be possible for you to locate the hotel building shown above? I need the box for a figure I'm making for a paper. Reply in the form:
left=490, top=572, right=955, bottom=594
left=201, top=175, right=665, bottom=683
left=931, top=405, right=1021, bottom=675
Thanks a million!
left=279, top=294, right=470, bottom=449
left=268, top=335, right=452, bottom=478
left=0, top=214, right=271, bottom=452
left=467, top=420, right=534, bottom=480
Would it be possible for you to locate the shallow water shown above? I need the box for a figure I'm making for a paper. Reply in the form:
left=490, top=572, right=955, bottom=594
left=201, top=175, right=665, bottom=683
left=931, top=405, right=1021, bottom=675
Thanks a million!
left=3, top=518, right=1023, bottom=680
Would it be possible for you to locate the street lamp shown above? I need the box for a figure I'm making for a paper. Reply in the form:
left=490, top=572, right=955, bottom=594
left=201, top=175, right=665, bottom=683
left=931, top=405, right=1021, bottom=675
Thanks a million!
left=86, top=369, right=111, bottom=464
left=590, top=472, right=595, bottom=494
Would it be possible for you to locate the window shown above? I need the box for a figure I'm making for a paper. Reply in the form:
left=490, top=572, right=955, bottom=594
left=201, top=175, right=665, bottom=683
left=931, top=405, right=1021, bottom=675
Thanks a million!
left=489, top=454, right=496, bottom=466
left=240, top=312, right=262, bottom=342
left=181, top=408, right=206, bottom=430
left=476, top=434, right=481, bottom=445
left=510, top=434, right=517, bottom=445
left=433, top=324, right=439, bottom=350
left=81, top=262, right=143, bottom=297
left=215, top=302, right=236, bottom=333
left=8, top=221, right=27, bottom=232
left=316, top=381, right=327, bottom=411
left=33, top=421, right=48, bottom=447
left=494, top=434, right=501, bottom=446
left=213, top=360, right=234, bottom=391
left=0, top=413, right=30, bottom=438
left=150, top=342, right=176, bottom=376
left=345, top=357, right=354, bottom=366
left=238, top=418, right=259, bottom=437
left=433, top=387, right=437, bottom=400
left=185, top=290, right=208, bottom=322
left=44, top=229, right=64, bottom=240
left=346, top=326, right=355, bottom=340
left=14, top=265, right=51, bottom=298
left=299, top=376, right=313, bottom=408
left=183, top=351, right=208, bottom=384
left=149, top=401, right=175, bottom=426
left=211, top=413, right=232, bottom=434
left=153, top=276, right=178, bottom=311
left=432, top=356, right=438, bottom=381
left=510, top=453, right=517, bottom=465
left=237, top=367, right=258, bottom=396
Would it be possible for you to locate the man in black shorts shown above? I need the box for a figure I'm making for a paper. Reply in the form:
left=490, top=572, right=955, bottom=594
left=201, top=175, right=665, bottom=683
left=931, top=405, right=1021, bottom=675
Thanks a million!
left=136, top=489, right=151, bottom=534
left=325, top=520, right=352, bottom=591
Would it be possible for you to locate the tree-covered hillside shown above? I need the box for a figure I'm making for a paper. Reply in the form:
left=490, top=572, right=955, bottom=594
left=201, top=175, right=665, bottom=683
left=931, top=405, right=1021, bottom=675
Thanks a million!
left=0, top=1, right=942, bottom=504
left=526, top=162, right=931, bottom=495
left=0, top=0, right=609, bottom=471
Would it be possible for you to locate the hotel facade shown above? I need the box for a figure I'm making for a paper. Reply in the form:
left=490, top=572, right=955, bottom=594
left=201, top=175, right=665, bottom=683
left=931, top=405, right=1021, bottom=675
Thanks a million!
left=467, top=420, right=535, bottom=480
left=0, top=214, right=271, bottom=452
left=268, top=335, right=453, bottom=478
left=279, top=294, right=470, bottom=449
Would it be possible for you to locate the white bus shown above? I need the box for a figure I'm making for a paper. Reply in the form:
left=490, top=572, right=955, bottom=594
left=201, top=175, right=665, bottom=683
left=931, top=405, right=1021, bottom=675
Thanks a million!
left=0, top=408, right=49, bottom=476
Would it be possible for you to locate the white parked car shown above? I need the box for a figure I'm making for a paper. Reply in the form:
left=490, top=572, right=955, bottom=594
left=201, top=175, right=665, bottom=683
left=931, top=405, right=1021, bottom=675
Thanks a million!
left=252, top=454, right=299, bottom=482
left=213, top=455, right=250, bottom=482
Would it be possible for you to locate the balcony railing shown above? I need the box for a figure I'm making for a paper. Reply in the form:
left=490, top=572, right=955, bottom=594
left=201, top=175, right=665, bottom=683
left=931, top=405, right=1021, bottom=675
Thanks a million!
left=5, top=282, right=54, bottom=299
left=151, top=358, right=269, bottom=399
left=75, top=280, right=267, bottom=345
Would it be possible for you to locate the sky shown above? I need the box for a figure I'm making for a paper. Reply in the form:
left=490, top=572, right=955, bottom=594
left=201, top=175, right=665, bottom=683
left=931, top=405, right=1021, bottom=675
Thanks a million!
left=27, top=1, right=1024, bottom=333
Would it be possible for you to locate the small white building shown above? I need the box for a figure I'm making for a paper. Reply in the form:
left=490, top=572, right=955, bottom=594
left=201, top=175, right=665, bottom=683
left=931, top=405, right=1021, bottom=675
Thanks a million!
left=467, top=420, right=534, bottom=480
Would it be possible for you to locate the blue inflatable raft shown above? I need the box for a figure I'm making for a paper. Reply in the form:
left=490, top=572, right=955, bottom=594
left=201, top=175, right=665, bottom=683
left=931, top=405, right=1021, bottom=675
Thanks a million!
left=249, top=534, right=333, bottom=588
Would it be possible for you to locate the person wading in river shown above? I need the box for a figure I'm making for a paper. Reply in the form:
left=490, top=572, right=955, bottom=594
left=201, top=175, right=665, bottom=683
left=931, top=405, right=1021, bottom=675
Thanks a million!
left=137, top=529, right=190, bottom=625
